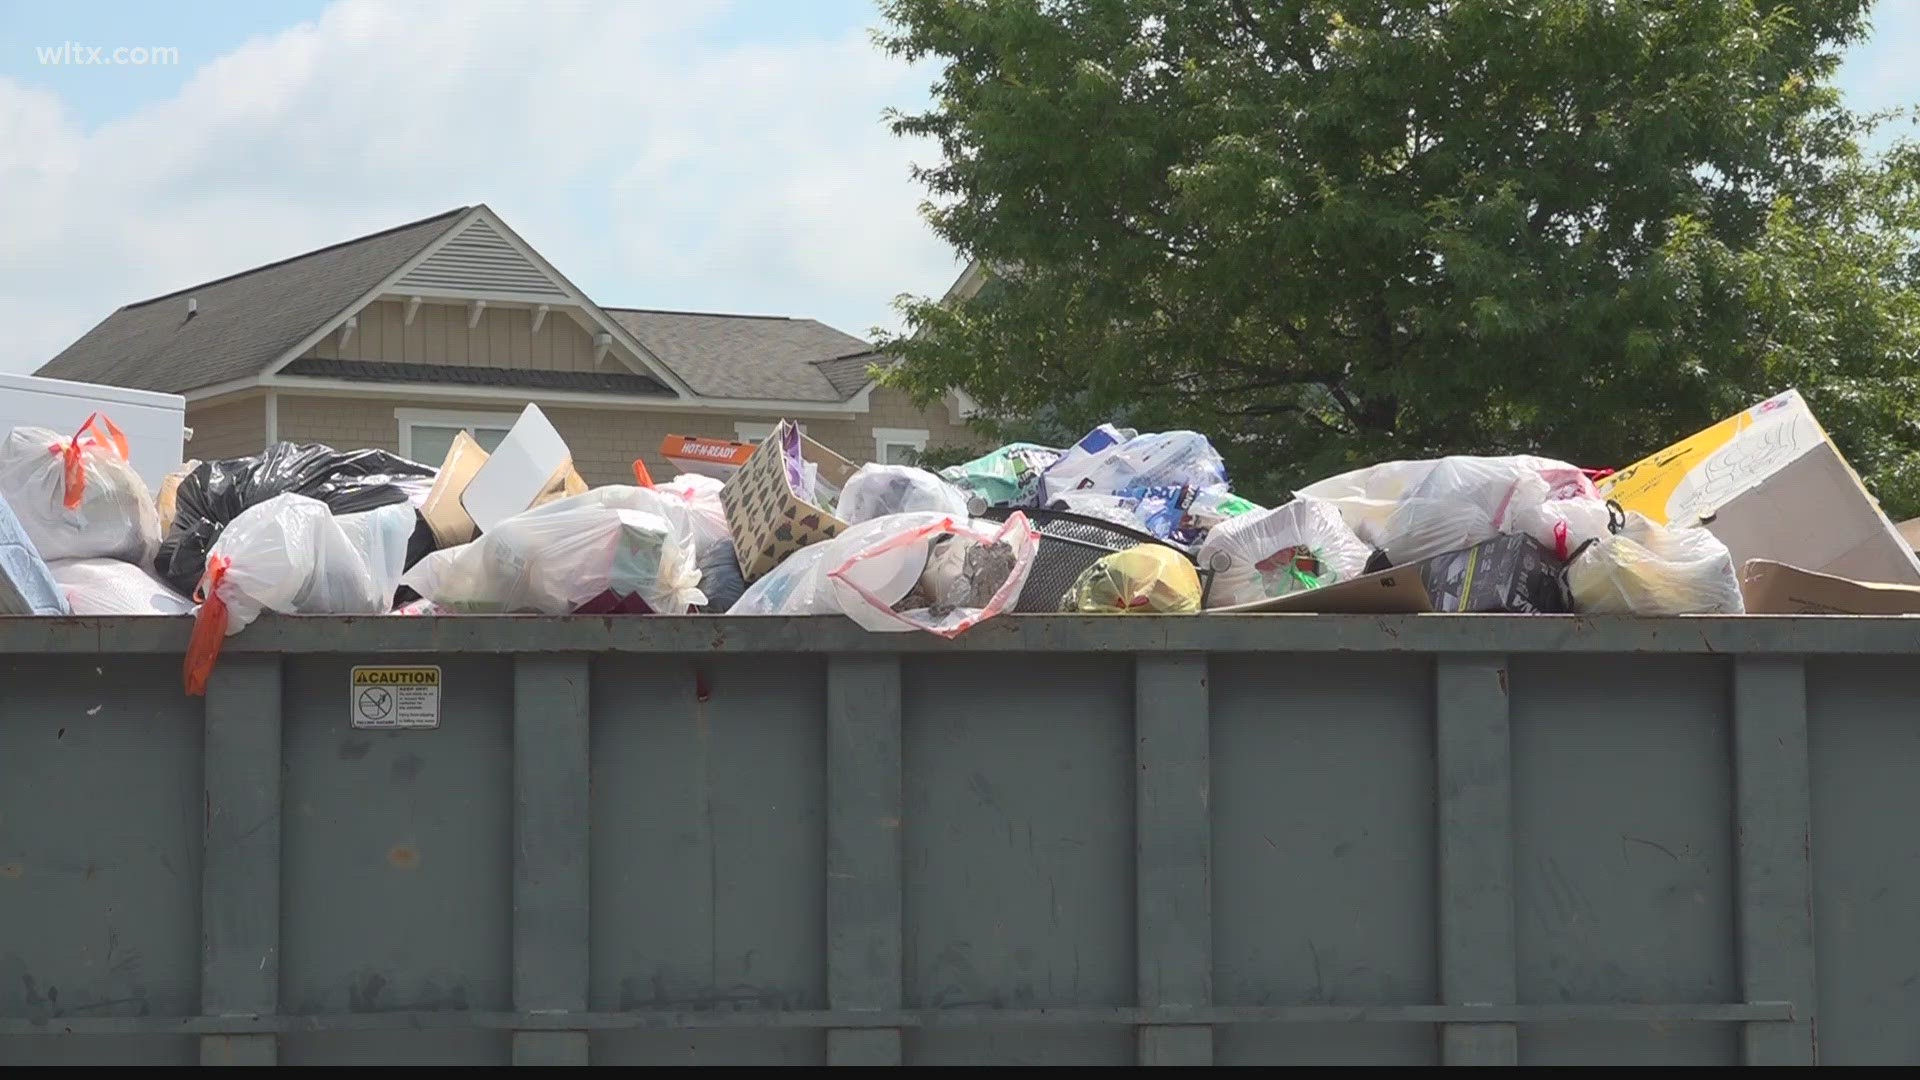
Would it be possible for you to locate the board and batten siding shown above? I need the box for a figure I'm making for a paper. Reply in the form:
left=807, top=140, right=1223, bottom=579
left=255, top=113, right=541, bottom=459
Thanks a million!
left=302, top=298, right=605, bottom=373
left=182, top=394, right=267, bottom=463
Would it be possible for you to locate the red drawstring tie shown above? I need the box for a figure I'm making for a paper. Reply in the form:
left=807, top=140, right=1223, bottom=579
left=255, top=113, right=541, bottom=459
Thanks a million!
left=183, top=556, right=231, bottom=697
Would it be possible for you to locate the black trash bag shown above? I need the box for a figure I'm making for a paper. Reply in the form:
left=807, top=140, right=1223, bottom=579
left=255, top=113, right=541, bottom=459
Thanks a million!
left=155, top=442, right=435, bottom=597
left=696, top=540, right=747, bottom=613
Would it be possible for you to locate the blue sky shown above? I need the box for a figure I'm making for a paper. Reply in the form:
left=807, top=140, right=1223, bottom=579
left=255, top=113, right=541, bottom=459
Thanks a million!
left=1, top=0, right=1918, bottom=373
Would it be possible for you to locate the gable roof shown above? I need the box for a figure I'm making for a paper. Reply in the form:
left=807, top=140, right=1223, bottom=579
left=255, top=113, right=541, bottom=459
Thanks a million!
left=35, top=207, right=471, bottom=393
left=33, top=209, right=891, bottom=406
left=605, top=308, right=878, bottom=402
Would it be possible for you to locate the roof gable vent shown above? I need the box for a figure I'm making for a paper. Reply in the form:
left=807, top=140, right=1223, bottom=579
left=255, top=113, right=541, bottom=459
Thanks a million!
left=396, top=218, right=568, bottom=298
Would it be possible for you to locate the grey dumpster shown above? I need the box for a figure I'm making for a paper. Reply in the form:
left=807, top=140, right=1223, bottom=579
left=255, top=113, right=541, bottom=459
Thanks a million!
left=0, top=613, right=1912, bottom=1065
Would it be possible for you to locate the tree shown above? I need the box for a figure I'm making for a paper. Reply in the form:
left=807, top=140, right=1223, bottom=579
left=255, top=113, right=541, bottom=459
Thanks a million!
left=875, top=0, right=1920, bottom=516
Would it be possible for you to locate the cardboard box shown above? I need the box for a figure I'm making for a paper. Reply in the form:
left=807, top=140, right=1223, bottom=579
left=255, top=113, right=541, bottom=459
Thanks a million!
left=1217, top=533, right=1568, bottom=614
left=1597, top=389, right=1920, bottom=586
left=662, top=434, right=757, bottom=480
left=1418, top=533, right=1570, bottom=613
left=1740, top=559, right=1920, bottom=615
left=419, top=431, right=491, bottom=548
left=720, top=420, right=859, bottom=581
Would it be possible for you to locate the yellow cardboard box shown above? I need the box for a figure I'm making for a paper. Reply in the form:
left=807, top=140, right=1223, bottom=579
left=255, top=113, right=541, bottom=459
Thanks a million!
left=1599, top=390, right=1920, bottom=585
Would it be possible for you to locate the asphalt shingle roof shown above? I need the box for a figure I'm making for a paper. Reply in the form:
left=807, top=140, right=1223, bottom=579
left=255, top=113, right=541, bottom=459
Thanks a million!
left=34, top=209, right=890, bottom=404
left=35, top=207, right=471, bottom=394
left=813, top=350, right=888, bottom=397
left=283, top=357, right=672, bottom=396
left=606, top=308, right=878, bottom=402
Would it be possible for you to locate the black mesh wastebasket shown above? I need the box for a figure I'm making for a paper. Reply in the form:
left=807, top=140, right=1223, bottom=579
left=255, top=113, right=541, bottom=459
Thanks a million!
left=979, top=506, right=1203, bottom=612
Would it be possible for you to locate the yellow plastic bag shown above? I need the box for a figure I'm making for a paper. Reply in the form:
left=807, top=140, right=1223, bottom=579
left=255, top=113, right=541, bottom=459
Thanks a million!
left=1061, top=544, right=1202, bottom=614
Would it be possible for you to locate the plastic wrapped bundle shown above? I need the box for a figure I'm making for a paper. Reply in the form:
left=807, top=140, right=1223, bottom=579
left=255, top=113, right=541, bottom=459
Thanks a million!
left=0, top=415, right=161, bottom=564
left=1372, top=455, right=1599, bottom=565
left=837, top=464, right=971, bottom=524
left=938, top=443, right=1061, bottom=507
left=2, top=491, right=68, bottom=615
left=184, top=496, right=415, bottom=694
left=1566, top=512, right=1744, bottom=615
left=1040, top=430, right=1228, bottom=501
left=1061, top=544, right=1203, bottom=614
left=401, top=486, right=705, bottom=616
left=1199, top=497, right=1372, bottom=608
left=50, top=558, right=195, bottom=616
left=156, top=442, right=434, bottom=596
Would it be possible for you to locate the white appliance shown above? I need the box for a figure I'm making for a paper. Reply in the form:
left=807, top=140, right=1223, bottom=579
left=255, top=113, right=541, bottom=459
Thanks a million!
left=0, top=371, right=188, bottom=492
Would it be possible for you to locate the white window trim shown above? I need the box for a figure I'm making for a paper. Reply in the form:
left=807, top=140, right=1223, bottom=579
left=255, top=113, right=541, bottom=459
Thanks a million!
left=735, top=420, right=806, bottom=444
left=396, top=406, right=523, bottom=461
left=873, top=426, right=930, bottom=464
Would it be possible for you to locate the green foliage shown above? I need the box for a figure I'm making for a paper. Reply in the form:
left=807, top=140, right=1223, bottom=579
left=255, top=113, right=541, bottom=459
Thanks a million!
left=875, top=0, right=1920, bottom=516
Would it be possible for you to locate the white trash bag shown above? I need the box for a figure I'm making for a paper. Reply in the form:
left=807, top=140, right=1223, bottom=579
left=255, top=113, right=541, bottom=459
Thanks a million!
left=731, top=512, right=951, bottom=617
left=401, top=485, right=704, bottom=615
left=1373, top=455, right=1599, bottom=564
left=185, top=495, right=413, bottom=694
left=837, top=464, right=971, bottom=524
left=655, top=473, right=731, bottom=552
left=50, top=557, right=194, bottom=616
left=828, top=513, right=1037, bottom=637
left=0, top=415, right=161, bottom=563
left=1566, top=510, right=1744, bottom=615
left=1199, top=497, right=1372, bottom=608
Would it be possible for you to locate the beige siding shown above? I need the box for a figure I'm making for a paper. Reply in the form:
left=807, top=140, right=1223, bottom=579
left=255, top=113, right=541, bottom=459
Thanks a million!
left=277, top=396, right=402, bottom=455
left=273, top=392, right=979, bottom=484
left=304, top=298, right=602, bottom=371
left=184, top=395, right=267, bottom=462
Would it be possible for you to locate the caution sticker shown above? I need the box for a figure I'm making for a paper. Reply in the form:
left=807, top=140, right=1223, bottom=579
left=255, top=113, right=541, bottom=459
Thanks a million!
left=350, top=666, right=441, bottom=730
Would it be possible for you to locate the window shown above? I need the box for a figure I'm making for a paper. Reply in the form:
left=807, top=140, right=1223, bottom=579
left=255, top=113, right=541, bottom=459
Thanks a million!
left=735, top=420, right=805, bottom=445
left=873, top=427, right=929, bottom=466
left=396, top=408, right=520, bottom=464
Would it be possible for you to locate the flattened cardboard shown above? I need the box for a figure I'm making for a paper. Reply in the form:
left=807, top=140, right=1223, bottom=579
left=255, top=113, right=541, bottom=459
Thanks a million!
left=461, top=404, right=576, bottom=534
left=1740, top=558, right=1920, bottom=615
left=1215, top=565, right=1431, bottom=613
left=420, top=431, right=490, bottom=548
left=1598, top=389, right=1920, bottom=586
left=719, top=420, right=859, bottom=582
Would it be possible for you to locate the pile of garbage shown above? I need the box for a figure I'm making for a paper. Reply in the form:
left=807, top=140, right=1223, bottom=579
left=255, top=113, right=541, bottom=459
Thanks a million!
left=7, top=389, right=1920, bottom=695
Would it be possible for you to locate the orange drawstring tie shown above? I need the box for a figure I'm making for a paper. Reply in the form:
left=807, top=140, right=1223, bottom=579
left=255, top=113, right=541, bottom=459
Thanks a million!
left=183, top=556, right=231, bottom=697
left=51, top=412, right=131, bottom=511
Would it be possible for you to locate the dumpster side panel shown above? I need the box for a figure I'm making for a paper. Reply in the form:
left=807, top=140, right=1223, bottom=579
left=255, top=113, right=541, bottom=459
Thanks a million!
left=279, top=655, right=514, bottom=1066
left=1509, top=655, right=1739, bottom=1065
left=1210, top=653, right=1440, bottom=1065
left=1808, top=657, right=1920, bottom=1066
left=588, top=655, right=828, bottom=1065
left=0, top=656, right=200, bottom=1066
left=0, top=616, right=1896, bottom=1064
left=901, top=655, right=1136, bottom=1065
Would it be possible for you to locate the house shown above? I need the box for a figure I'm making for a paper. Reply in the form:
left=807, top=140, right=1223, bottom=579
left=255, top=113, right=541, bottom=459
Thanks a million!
left=34, top=205, right=977, bottom=483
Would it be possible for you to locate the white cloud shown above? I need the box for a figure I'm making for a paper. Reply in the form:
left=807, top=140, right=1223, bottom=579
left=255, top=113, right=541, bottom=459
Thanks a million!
left=0, top=0, right=961, bottom=373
